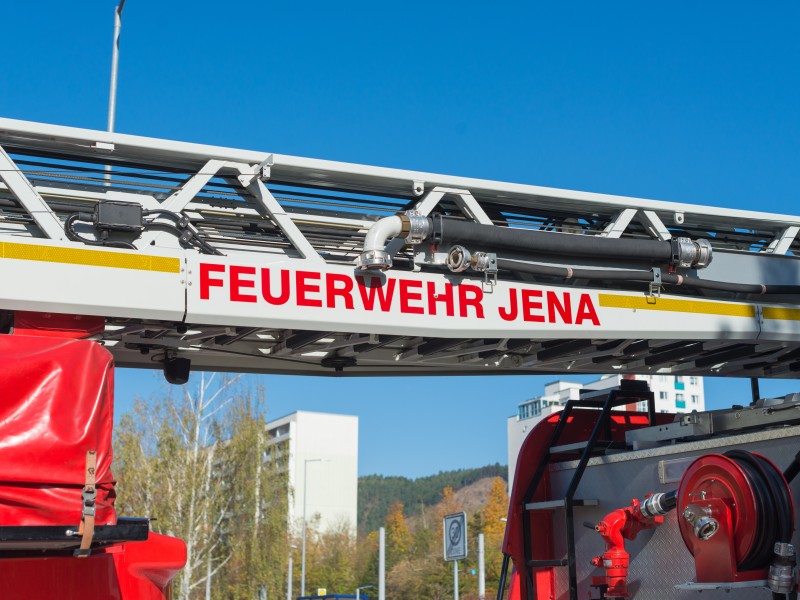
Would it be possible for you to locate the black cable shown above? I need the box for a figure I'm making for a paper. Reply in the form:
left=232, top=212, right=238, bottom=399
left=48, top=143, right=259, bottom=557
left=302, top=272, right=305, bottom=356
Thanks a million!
left=64, top=214, right=136, bottom=250
left=142, top=210, right=223, bottom=255
left=724, top=450, right=794, bottom=571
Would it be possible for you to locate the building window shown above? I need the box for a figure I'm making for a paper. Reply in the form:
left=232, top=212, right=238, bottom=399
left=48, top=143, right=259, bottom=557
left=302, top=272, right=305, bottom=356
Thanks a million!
left=690, top=377, right=699, bottom=386
left=691, top=395, right=699, bottom=404
left=676, top=393, right=685, bottom=409
left=674, top=376, right=685, bottom=391
left=659, top=391, right=668, bottom=400
left=637, top=401, right=649, bottom=412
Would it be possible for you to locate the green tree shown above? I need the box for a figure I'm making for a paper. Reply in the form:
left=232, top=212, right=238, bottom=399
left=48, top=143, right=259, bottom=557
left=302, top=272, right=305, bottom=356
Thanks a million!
left=216, top=389, right=289, bottom=599
left=115, top=376, right=289, bottom=600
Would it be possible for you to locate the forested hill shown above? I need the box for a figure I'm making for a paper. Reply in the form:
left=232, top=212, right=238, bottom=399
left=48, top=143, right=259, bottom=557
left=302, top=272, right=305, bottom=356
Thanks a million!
left=358, top=464, right=507, bottom=533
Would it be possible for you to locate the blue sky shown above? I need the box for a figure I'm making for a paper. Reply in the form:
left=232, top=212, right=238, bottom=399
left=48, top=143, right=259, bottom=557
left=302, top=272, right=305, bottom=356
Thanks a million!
left=3, top=2, right=800, bottom=477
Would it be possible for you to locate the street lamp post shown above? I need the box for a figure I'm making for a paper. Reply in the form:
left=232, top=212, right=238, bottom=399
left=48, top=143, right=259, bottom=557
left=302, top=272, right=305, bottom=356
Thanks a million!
left=356, top=585, right=374, bottom=600
left=288, top=544, right=297, bottom=600
left=301, top=458, right=323, bottom=597
left=107, top=0, right=126, bottom=133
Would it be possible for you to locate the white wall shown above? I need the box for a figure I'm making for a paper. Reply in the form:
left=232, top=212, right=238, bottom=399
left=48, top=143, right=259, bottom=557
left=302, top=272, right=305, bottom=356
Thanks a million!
left=267, top=411, right=358, bottom=536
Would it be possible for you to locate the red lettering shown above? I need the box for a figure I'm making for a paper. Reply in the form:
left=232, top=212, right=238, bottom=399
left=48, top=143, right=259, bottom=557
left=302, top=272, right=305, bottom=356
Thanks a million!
left=356, top=276, right=395, bottom=311
left=400, top=280, right=425, bottom=314
left=499, top=288, right=517, bottom=321
left=547, top=291, right=572, bottom=324
left=326, top=273, right=355, bottom=309
left=261, top=268, right=290, bottom=305
left=521, top=289, right=545, bottom=322
left=296, top=271, right=322, bottom=307
left=458, top=284, right=485, bottom=319
left=575, top=294, right=600, bottom=326
left=230, top=265, right=257, bottom=303
left=200, top=263, right=225, bottom=300
left=427, top=282, right=455, bottom=316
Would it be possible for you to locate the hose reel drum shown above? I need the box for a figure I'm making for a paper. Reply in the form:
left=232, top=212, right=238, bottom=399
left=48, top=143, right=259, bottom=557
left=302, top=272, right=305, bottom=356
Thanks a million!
left=677, top=451, right=796, bottom=591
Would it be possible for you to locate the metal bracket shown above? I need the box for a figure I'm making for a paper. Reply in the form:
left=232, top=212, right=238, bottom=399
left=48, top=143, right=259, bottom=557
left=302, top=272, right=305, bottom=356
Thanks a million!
left=647, top=268, right=662, bottom=303
left=483, top=253, right=498, bottom=291
left=92, top=141, right=115, bottom=153
left=238, top=155, right=274, bottom=186
left=413, top=180, right=425, bottom=196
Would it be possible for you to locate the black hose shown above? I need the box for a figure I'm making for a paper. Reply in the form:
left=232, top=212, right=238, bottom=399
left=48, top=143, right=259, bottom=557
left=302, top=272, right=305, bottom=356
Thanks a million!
left=661, top=490, right=678, bottom=512
left=435, top=217, right=674, bottom=262
left=783, top=450, right=800, bottom=484
left=724, top=450, right=793, bottom=571
left=495, top=258, right=800, bottom=296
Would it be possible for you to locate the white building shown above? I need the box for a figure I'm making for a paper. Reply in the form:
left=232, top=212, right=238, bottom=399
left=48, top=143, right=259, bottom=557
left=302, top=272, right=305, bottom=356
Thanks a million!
left=507, top=375, right=705, bottom=485
left=266, top=411, right=358, bottom=535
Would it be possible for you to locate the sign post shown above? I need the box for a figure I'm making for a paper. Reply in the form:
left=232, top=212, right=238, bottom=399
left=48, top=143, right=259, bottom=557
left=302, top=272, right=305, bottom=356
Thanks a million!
left=443, top=512, right=468, bottom=600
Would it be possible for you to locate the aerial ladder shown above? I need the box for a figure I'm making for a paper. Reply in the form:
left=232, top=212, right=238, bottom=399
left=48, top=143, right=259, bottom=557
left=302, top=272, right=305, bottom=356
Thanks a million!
left=1, top=117, right=800, bottom=599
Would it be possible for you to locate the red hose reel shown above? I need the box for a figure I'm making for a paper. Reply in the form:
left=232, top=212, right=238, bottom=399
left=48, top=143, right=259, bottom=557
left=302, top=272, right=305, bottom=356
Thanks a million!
left=677, top=452, right=795, bottom=583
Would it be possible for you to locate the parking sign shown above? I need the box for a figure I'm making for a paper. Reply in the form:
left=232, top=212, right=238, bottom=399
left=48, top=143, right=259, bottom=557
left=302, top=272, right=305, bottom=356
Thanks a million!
left=443, top=512, right=467, bottom=561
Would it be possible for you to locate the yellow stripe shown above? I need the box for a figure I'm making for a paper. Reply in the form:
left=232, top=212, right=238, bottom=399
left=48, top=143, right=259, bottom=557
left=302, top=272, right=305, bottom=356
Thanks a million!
left=763, top=306, right=800, bottom=321
left=0, top=241, right=180, bottom=273
left=598, top=293, right=756, bottom=318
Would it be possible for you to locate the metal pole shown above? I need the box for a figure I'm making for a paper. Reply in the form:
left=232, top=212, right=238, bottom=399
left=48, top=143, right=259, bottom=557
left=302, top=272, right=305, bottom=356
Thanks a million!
left=300, top=459, right=319, bottom=597
left=356, top=589, right=359, bottom=600
left=287, top=554, right=293, bottom=600
left=454, top=559, right=459, bottom=600
left=107, top=0, right=126, bottom=133
left=378, top=527, right=386, bottom=600
left=478, top=533, right=485, bottom=600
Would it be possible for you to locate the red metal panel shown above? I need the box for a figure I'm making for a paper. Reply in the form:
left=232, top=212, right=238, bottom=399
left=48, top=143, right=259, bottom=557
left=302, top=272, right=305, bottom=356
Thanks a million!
left=0, top=335, right=116, bottom=526
left=13, top=311, right=105, bottom=338
left=0, top=533, right=186, bottom=599
left=504, top=410, right=673, bottom=600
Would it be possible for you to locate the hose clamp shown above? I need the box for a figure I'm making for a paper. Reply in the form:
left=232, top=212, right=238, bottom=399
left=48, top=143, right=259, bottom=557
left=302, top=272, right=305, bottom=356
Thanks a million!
left=402, top=210, right=431, bottom=245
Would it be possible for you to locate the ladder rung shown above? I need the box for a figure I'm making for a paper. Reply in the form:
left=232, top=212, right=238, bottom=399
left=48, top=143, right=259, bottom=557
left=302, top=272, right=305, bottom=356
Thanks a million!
left=549, top=441, right=589, bottom=454
left=525, top=499, right=598, bottom=510
left=527, top=559, right=568, bottom=568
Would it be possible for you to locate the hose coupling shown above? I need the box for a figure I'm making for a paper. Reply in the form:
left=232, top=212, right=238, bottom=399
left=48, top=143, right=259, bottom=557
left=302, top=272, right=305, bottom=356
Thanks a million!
left=640, top=492, right=675, bottom=518
left=358, top=249, right=392, bottom=271
left=447, top=246, right=494, bottom=273
left=670, top=237, right=713, bottom=269
left=768, top=542, right=797, bottom=595
left=682, top=504, right=719, bottom=540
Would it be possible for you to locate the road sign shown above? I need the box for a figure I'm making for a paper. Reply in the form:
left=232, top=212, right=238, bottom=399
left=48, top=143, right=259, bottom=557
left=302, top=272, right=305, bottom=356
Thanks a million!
left=443, top=511, right=467, bottom=561
left=317, top=589, right=327, bottom=596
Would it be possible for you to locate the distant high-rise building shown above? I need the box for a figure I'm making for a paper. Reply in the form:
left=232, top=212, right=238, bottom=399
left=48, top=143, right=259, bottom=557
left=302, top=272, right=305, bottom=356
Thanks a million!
left=265, top=411, right=358, bottom=535
left=507, top=375, right=705, bottom=485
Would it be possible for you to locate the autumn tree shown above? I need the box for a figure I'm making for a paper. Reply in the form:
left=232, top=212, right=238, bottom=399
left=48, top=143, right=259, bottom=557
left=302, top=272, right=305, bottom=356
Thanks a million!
left=480, top=477, right=509, bottom=589
left=385, top=502, right=412, bottom=569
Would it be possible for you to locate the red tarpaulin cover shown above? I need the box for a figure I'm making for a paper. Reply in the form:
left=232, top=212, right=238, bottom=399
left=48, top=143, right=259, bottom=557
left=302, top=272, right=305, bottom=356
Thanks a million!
left=0, top=335, right=116, bottom=526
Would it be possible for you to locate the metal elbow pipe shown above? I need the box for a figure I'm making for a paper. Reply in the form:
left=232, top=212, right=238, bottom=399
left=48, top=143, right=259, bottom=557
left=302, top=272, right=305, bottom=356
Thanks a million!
left=357, top=211, right=431, bottom=270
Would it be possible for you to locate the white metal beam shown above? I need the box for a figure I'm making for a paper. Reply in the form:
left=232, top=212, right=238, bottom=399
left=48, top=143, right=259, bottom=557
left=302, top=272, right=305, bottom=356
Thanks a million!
left=243, top=176, right=323, bottom=262
left=767, top=226, right=799, bottom=254
left=602, top=208, right=638, bottom=238
left=0, top=146, right=65, bottom=240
